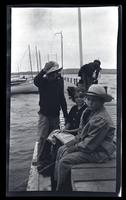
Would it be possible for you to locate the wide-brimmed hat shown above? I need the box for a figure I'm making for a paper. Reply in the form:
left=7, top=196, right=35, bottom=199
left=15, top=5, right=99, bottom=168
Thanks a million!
left=46, top=61, right=62, bottom=74
left=85, top=84, right=114, bottom=102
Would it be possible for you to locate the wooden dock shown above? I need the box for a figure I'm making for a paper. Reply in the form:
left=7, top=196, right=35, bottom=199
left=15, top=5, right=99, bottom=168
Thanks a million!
left=27, top=141, right=52, bottom=191
left=71, top=158, right=116, bottom=192
left=27, top=80, right=117, bottom=192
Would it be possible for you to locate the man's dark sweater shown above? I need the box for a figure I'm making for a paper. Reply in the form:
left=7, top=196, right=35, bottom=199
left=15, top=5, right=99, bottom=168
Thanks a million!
left=34, top=70, right=68, bottom=118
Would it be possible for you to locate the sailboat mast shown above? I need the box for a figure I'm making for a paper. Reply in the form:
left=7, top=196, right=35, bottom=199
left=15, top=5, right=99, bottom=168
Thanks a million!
left=47, top=54, right=50, bottom=61
left=17, top=65, right=20, bottom=74
left=35, top=46, right=39, bottom=73
left=78, top=7, right=83, bottom=67
left=38, top=50, right=42, bottom=70
left=28, top=45, right=34, bottom=79
left=56, top=53, right=57, bottom=62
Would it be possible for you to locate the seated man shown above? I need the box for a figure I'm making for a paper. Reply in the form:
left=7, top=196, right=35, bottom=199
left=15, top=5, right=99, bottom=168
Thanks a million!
left=54, top=84, right=116, bottom=192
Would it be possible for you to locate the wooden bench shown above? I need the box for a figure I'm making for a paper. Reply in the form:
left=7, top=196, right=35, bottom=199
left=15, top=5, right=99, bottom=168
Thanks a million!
left=71, top=154, right=116, bottom=192
left=54, top=130, right=116, bottom=192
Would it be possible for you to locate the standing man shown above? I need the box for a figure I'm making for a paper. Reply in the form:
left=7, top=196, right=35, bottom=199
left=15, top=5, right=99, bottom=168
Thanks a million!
left=34, top=61, right=68, bottom=173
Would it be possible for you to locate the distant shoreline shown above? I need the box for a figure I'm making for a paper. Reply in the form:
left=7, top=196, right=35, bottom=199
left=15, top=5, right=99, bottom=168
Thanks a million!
left=11, top=68, right=116, bottom=76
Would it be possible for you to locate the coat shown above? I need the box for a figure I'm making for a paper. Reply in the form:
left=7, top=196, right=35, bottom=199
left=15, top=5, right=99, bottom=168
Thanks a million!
left=34, top=70, right=68, bottom=118
left=66, top=106, right=116, bottom=160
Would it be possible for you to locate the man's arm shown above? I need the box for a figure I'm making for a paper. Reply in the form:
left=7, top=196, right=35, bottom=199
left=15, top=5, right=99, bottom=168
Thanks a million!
left=34, top=62, right=53, bottom=87
left=34, top=70, right=46, bottom=87
left=59, top=78, right=68, bottom=121
left=76, top=117, right=110, bottom=152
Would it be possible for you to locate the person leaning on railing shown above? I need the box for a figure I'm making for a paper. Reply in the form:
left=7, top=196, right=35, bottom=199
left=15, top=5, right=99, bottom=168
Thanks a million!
left=77, top=59, right=102, bottom=91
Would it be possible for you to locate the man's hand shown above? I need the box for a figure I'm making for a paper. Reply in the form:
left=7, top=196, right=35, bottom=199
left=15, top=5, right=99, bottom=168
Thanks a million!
left=51, top=136, right=56, bottom=145
left=67, top=145, right=77, bottom=153
left=62, top=129, right=70, bottom=134
left=43, top=62, right=53, bottom=73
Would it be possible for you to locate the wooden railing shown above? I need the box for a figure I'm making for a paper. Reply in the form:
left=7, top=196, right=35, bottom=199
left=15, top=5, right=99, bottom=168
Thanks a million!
left=63, top=76, right=80, bottom=85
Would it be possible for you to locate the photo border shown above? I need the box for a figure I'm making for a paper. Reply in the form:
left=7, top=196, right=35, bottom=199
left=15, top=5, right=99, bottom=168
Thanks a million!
left=4, top=1, right=123, bottom=197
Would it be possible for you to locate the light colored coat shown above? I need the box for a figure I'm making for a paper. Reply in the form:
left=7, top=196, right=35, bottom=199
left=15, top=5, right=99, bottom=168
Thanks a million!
left=75, top=106, right=116, bottom=157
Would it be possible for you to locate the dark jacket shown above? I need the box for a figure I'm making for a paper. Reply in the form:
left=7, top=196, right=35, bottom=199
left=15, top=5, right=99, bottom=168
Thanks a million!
left=34, top=70, right=68, bottom=118
left=67, top=104, right=87, bottom=130
left=78, top=62, right=101, bottom=78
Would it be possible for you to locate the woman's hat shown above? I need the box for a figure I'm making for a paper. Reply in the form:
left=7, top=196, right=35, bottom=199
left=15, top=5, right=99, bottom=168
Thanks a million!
left=46, top=61, right=62, bottom=74
left=85, top=84, right=114, bottom=102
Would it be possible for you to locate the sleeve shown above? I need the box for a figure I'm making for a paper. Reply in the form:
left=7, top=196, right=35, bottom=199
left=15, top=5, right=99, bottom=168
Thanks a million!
left=59, top=78, right=68, bottom=119
left=34, top=69, right=46, bottom=87
left=76, top=117, right=109, bottom=152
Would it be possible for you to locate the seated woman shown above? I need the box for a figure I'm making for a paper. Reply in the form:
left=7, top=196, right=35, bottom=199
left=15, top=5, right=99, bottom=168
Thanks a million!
left=62, top=86, right=87, bottom=136
left=48, top=87, right=87, bottom=160
left=54, top=84, right=116, bottom=192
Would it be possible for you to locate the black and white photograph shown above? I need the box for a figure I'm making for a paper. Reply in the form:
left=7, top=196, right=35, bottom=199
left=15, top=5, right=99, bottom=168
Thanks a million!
left=6, top=5, right=122, bottom=197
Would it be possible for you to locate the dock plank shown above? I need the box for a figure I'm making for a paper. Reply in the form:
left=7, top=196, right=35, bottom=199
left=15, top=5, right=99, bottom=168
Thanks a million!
left=72, top=157, right=116, bottom=169
left=39, top=175, right=51, bottom=191
left=71, top=158, right=116, bottom=192
left=27, top=141, right=51, bottom=191
left=72, top=165, right=116, bottom=181
left=27, top=166, right=39, bottom=191
left=27, top=141, right=39, bottom=191
left=73, top=180, right=116, bottom=192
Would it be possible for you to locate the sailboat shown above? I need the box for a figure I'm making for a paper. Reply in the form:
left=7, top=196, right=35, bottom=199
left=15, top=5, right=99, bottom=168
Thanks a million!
left=11, top=45, right=39, bottom=95
left=11, top=77, right=38, bottom=94
left=11, top=75, right=27, bottom=86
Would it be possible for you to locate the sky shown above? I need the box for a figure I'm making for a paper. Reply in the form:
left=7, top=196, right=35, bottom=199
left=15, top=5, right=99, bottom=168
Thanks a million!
left=11, top=6, right=118, bottom=72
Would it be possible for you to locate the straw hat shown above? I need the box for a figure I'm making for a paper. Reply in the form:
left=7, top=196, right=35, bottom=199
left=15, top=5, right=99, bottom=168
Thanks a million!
left=85, top=84, right=113, bottom=102
left=46, top=61, right=62, bottom=74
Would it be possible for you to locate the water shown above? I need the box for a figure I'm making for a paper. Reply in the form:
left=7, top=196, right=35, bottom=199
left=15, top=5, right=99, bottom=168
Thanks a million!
left=8, top=73, right=116, bottom=192
left=9, top=94, right=39, bottom=191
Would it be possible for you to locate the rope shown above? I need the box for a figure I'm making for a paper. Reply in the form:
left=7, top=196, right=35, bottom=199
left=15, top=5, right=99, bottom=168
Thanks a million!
left=38, top=161, right=56, bottom=173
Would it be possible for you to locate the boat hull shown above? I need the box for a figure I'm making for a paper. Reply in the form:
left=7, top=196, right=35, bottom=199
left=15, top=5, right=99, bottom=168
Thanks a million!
left=11, top=81, right=38, bottom=95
